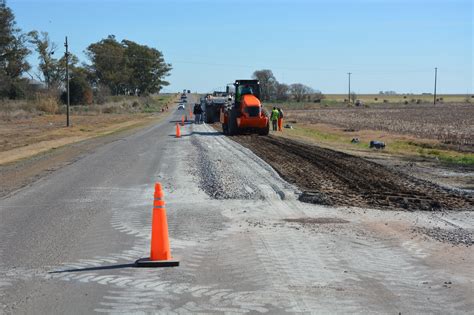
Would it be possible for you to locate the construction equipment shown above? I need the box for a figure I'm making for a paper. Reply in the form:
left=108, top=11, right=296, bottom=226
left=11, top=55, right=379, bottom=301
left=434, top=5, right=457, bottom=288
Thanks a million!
left=220, top=80, right=269, bottom=136
left=203, top=91, right=229, bottom=123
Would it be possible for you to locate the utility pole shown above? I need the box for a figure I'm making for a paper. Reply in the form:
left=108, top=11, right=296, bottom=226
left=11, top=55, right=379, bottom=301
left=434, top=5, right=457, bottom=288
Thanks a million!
left=64, top=36, right=70, bottom=127
left=433, top=67, right=437, bottom=105
left=347, top=72, right=351, bottom=103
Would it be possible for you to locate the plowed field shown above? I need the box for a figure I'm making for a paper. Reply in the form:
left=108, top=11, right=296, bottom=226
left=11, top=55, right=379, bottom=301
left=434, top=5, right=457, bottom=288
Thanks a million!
left=233, top=135, right=473, bottom=211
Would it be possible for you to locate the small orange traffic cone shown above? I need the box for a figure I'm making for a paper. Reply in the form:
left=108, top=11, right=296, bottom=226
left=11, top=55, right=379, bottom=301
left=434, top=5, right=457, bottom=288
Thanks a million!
left=175, top=123, right=181, bottom=138
left=135, top=183, right=179, bottom=267
left=181, top=115, right=185, bottom=126
left=189, top=110, right=193, bottom=119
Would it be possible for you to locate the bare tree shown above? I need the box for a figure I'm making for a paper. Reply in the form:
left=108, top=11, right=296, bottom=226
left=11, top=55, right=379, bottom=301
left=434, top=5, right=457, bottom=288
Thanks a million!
left=350, top=91, right=357, bottom=103
left=252, top=69, right=277, bottom=101
left=313, top=90, right=325, bottom=102
left=275, top=82, right=289, bottom=101
left=290, top=83, right=313, bottom=102
left=28, top=31, right=78, bottom=90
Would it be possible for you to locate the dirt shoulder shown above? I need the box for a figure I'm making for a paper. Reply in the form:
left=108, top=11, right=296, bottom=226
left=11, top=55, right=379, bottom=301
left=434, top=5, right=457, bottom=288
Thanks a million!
left=0, top=112, right=170, bottom=198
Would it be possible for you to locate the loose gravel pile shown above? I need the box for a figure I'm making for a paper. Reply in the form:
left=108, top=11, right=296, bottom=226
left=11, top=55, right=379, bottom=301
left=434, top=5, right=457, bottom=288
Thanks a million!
left=189, top=137, right=262, bottom=200
left=413, top=227, right=473, bottom=246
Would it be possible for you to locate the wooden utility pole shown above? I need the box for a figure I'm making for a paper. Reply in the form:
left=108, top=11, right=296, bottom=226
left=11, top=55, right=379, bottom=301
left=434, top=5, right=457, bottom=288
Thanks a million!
left=348, top=72, right=351, bottom=103
left=433, top=67, right=437, bottom=105
left=65, top=36, right=70, bottom=127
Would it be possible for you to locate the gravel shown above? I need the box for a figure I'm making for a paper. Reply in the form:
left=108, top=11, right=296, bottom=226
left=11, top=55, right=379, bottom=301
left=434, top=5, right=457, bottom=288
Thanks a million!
left=189, top=136, right=261, bottom=200
left=413, top=227, right=473, bottom=246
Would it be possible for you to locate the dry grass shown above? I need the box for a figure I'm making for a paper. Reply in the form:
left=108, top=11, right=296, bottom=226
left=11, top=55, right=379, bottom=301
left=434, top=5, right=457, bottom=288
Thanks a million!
left=35, top=94, right=59, bottom=114
left=0, top=94, right=178, bottom=165
left=0, top=94, right=177, bottom=120
left=0, top=113, right=168, bottom=165
left=285, top=103, right=474, bottom=148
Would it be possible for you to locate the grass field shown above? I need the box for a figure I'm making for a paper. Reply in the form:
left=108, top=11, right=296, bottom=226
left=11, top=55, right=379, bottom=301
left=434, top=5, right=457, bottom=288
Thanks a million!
left=279, top=123, right=474, bottom=165
left=267, top=94, right=473, bottom=110
left=277, top=102, right=474, bottom=165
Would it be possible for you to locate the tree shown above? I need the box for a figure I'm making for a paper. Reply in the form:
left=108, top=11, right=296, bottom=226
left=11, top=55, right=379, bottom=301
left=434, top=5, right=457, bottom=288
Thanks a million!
left=86, top=35, right=128, bottom=95
left=28, top=31, right=79, bottom=91
left=86, top=35, right=171, bottom=95
left=290, top=83, right=313, bottom=102
left=252, top=69, right=277, bottom=101
left=350, top=91, right=357, bottom=103
left=0, top=0, right=31, bottom=98
left=122, top=40, right=171, bottom=95
left=60, top=66, right=93, bottom=105
left=275, top=82, right=289, bottom=101
left=313, top=90, right=325, bottom=102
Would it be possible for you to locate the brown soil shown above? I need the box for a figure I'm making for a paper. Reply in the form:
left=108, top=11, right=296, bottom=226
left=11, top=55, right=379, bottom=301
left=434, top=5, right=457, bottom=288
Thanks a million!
left=232, top=135, right=474, bottom=211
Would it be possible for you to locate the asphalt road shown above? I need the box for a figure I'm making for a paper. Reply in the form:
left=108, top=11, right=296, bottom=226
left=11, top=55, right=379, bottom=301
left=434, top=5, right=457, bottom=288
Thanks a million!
left=1, top=95, right=473, bottom=314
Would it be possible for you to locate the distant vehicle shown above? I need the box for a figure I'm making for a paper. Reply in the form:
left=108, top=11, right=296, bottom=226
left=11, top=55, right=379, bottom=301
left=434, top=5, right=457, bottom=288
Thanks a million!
left=187, top=90, right=191, bottom=93
left=178, top=104, right=186, bottom=110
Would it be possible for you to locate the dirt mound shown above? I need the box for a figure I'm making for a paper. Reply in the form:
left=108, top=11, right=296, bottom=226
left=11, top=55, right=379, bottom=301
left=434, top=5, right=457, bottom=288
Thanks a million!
left=233, top=135, right=473, bottom=211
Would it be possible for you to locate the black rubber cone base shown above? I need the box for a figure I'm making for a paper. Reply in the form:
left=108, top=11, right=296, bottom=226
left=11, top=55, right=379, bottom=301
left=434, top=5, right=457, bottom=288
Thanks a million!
left=135, top=257, right=179, bottom=268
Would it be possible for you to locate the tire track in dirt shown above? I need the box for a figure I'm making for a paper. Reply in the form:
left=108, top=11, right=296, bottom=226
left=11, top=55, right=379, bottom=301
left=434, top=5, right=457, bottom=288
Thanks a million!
left=232, top=135, right=473, bottom=211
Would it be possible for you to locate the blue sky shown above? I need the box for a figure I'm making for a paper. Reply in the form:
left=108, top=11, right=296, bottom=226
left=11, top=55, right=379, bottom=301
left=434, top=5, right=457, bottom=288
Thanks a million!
left=9, top=0, right=473, bottom=93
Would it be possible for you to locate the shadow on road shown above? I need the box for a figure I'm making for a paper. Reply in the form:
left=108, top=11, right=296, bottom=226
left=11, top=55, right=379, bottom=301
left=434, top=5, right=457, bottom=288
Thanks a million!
left=169, top=120, right=193, bottom=125
left=168, top=130, right=222, bottom=138
left=49, top=263, right=136, bottom=273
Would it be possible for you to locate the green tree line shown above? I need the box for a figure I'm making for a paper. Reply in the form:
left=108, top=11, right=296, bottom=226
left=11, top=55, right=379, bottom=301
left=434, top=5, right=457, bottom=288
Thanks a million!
left=0, top=0, right=171, bottom=104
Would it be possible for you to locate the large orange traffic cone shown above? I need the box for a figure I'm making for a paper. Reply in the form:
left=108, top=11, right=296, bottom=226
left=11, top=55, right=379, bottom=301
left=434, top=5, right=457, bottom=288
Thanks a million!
left=135, top=183, right=179, bottom=267
left=175, top=123, right=181, bottom=138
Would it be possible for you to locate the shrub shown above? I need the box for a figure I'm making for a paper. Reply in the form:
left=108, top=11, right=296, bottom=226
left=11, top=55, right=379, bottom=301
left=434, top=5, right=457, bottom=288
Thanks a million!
left=36, top=94, right=59, bottom=114
left=404, top=101, right=409, bottom=104
left=383, top=99, right=388, bottom=103
left=403, top=95, right=407, bottom=99
left=416, top=99, right=422, bottom=104
left=102, top=106, right=117, bottom=114
left=61, top=76, right=93, bottom=105
left=374, top=97, right=378, bottom=101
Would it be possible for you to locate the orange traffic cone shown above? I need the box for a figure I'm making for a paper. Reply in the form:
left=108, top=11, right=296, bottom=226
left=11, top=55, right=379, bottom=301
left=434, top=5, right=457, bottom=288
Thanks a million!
left=175, top=123, right=181, bottom=138
left=135, top=183, right=179, bottom=267
left=189, top=110, right=193, bottom=119
left=181, top=115, right=185, bottom=126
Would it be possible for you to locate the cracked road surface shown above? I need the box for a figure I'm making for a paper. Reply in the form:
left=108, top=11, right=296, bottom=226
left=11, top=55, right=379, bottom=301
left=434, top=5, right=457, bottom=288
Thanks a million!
left=1, top=95, right=473, bottom=313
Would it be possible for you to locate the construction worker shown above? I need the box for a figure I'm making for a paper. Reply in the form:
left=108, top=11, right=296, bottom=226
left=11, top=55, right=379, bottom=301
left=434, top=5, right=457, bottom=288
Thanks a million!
left=271, top=107, right=279, bottom=131
left=193, top=103, right=202, bottom=124
left=277, top=108, right=284, bottom=131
